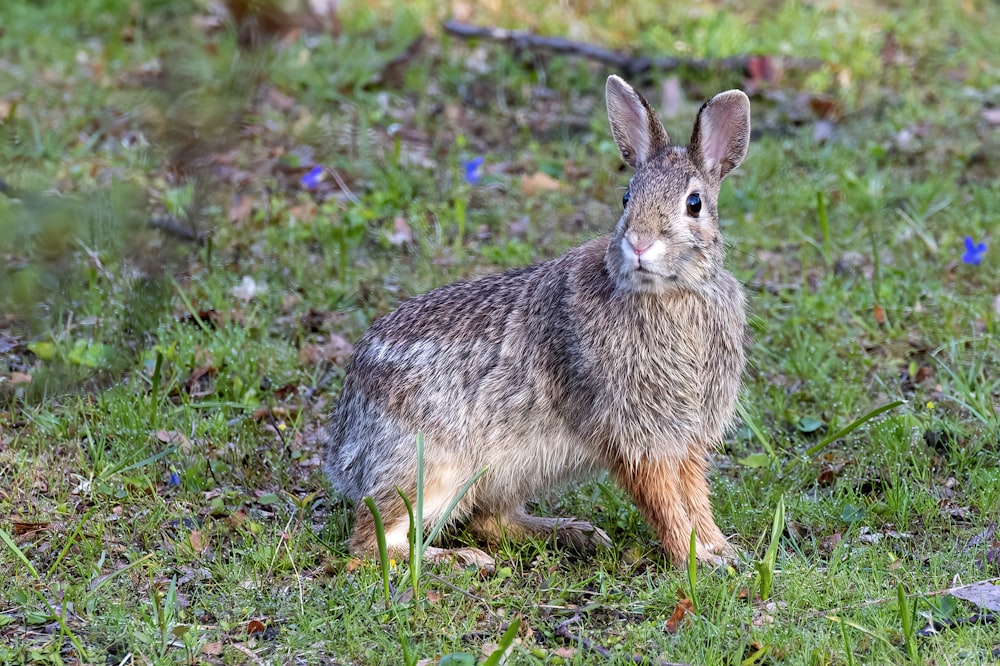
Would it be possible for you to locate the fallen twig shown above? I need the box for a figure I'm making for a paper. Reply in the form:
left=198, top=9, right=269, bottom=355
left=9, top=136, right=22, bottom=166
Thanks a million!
left=148, top=215, right=209, bottom=244
left=555, top=614, right=690, bottom=666
left=916, top=613, right=997, bottom=636
left=443, top=20, right=822, bottom=77
left=0, top=178, right=207, bottom=245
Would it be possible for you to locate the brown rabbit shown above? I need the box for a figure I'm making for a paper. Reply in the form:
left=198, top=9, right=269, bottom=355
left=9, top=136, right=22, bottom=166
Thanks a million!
left=325, top=75, right=750, bottom=566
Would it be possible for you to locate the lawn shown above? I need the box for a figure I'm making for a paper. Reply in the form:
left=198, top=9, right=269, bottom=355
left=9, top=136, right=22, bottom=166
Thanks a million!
left=1, top=0, right=998, bottom=664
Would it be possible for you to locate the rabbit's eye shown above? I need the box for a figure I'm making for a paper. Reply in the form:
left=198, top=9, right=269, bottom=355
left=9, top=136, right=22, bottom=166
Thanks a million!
left=686, top=193, right=702, bottom=217
left=622, top=187, right=631, bottom=209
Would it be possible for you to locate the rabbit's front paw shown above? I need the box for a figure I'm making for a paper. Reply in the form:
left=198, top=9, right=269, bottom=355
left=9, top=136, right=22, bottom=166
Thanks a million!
left=693, top=538, right=737, bottom=567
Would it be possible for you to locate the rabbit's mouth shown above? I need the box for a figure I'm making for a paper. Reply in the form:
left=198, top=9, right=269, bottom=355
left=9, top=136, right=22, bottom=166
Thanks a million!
left=636, top=265, right=678, bottom=280
left=628, top=267, right=681, bottom=292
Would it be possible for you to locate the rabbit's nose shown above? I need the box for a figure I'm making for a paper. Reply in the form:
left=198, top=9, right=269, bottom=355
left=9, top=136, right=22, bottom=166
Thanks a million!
left=630, top=238, right=654, bottom=256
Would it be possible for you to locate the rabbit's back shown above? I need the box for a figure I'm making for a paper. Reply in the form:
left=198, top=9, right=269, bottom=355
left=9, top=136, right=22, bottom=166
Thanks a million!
left=325, top=241, right=608, bottom=505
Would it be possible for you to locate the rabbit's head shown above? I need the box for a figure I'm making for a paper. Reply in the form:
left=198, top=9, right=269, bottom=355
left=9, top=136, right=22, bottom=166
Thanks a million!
left=604, top=76, right=750, bottom=294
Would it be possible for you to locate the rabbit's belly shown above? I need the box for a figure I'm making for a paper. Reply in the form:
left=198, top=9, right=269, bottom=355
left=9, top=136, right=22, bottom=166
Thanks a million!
left=470, top=424, right=603, bottom=503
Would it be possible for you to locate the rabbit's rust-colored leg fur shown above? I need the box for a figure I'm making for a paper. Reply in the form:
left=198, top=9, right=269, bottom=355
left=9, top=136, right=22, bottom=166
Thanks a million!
left=678, top=454, right=735, bottom=563
left=614, top=458, right=693, bottom=563
left=468, top=508, right=612, bottom=552
left=615, top=456, right=730, bottom=565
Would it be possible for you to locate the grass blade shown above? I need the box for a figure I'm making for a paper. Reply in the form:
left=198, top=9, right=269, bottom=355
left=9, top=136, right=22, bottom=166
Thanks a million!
left=397, top=487, right=419, bottom=598
left=755, top=495, right=785, bottom=600
left=738, top=403, right=778, bottom=459
left=0, top=525, right=42, bottom=580
left=112, top=444, right=177, bottom=476
left=483, top=618, right=521, bottom=666
left=817, top=190, right=832, bottom=265
left=88, top=552, right=156, bottom=594
left=805, top=401, right=904, bottom=457
left=687, top=527, right=698, bottom=613
left=423, top=466, right=487, bottom=547
left=897, top=582, right=919, bottom=662
left=1, top=525, right=89, bottom=659
left=364, top=496, right=392, bottom=604
left=150, top=349, right=163, bottom=430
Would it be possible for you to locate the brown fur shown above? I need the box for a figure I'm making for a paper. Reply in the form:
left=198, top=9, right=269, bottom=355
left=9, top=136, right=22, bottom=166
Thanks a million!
left=325, top=76, right=752, bottom=565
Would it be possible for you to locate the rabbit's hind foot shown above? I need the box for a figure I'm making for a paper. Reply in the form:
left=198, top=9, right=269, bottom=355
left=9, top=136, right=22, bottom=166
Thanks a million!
left=470, top=509, right=612, bottom=553
left=349, top=502, right=496, bottom=570
left=422, top=545, right=496, bottom=570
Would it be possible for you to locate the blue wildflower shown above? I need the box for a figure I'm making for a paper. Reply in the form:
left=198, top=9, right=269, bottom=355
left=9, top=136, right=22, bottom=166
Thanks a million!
left=462, top=156, right=484, bottom=185
left=301, top=165, right=324, bottom=190
left=962, top=236, right=987, bottom=266
left=168, top=471, right=181, bottom=487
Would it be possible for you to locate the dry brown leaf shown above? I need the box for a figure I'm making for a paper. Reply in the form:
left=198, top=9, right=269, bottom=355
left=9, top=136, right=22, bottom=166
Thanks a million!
left=189, top=529, right=207, bottom=555
left=808, top=94, right=842, bottom=120
left=9, top=372, right=32, bottom=384
left=185, top=364, right=217, bottom=397
left=817, top=463, right=845, bottom=487
left=251, top=406, right=298, bottom=423
left=12, top=521, right=49, bottom=535
left=873, top=304, right=886, bottom=325
left=201, top=642, right=224, bottom=656
left=820, top=532, right=843, bottom=553
left=226, top=508, right=248, bottom=530
left=966, top=524, right=997, bottom=551
left=228, top=193, right=254, bottom=224
left=156, top=430, right=192, bottom=453
left=265, top=87, right=297, bottom=112
left=520, top=172, right=563, bottom=195
left=665, top=595, right=694, bottom=634
left=507, top=216, right=530, bottom=238
left=388, top=215, right=413, bottom=246
left=299, top=334, right=354, bottom=365
left=745, top=55, right=781, bottom=88
left=951, top=581, right=1000, bottom=612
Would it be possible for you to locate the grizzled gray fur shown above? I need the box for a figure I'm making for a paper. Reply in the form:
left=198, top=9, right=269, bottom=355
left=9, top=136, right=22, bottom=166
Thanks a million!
left=326, top=75, right=751, bottom=566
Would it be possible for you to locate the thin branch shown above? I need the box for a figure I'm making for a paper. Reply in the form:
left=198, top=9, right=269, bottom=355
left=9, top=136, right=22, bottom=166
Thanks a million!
left=916, top=613, right=996, bottom=636
left=148, top=215, right=208, bottom=244
left=555, top=614, right=690, bottom=666
left=1, top=178, right=206, bottom=245
left=327, top=167, right=360, bottom=205
left=443, top=20, right=821, bottom=77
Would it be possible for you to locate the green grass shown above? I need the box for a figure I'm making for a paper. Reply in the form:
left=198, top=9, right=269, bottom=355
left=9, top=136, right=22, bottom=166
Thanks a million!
left=2, top=0, right=999, bottom=663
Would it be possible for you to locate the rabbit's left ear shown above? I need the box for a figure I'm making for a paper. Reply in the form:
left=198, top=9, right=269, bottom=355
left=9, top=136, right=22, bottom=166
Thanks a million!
left=689, top=90, right=750, bottom=181
left=606, top=75, right=670, bottom=169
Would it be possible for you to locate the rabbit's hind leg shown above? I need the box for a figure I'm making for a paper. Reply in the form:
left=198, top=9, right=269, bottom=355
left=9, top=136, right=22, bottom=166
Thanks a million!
left=349, top=487, right=495, bottom=569
left=469, top=508, right=612, bottom=552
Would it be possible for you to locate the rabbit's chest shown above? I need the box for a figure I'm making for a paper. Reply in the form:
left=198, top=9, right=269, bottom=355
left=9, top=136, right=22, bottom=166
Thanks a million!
left=591, top=289, right=745, bottom=455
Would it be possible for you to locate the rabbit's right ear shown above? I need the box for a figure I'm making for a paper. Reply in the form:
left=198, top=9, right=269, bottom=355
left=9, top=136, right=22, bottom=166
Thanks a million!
left=606, top=75, right=670, bottom=169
